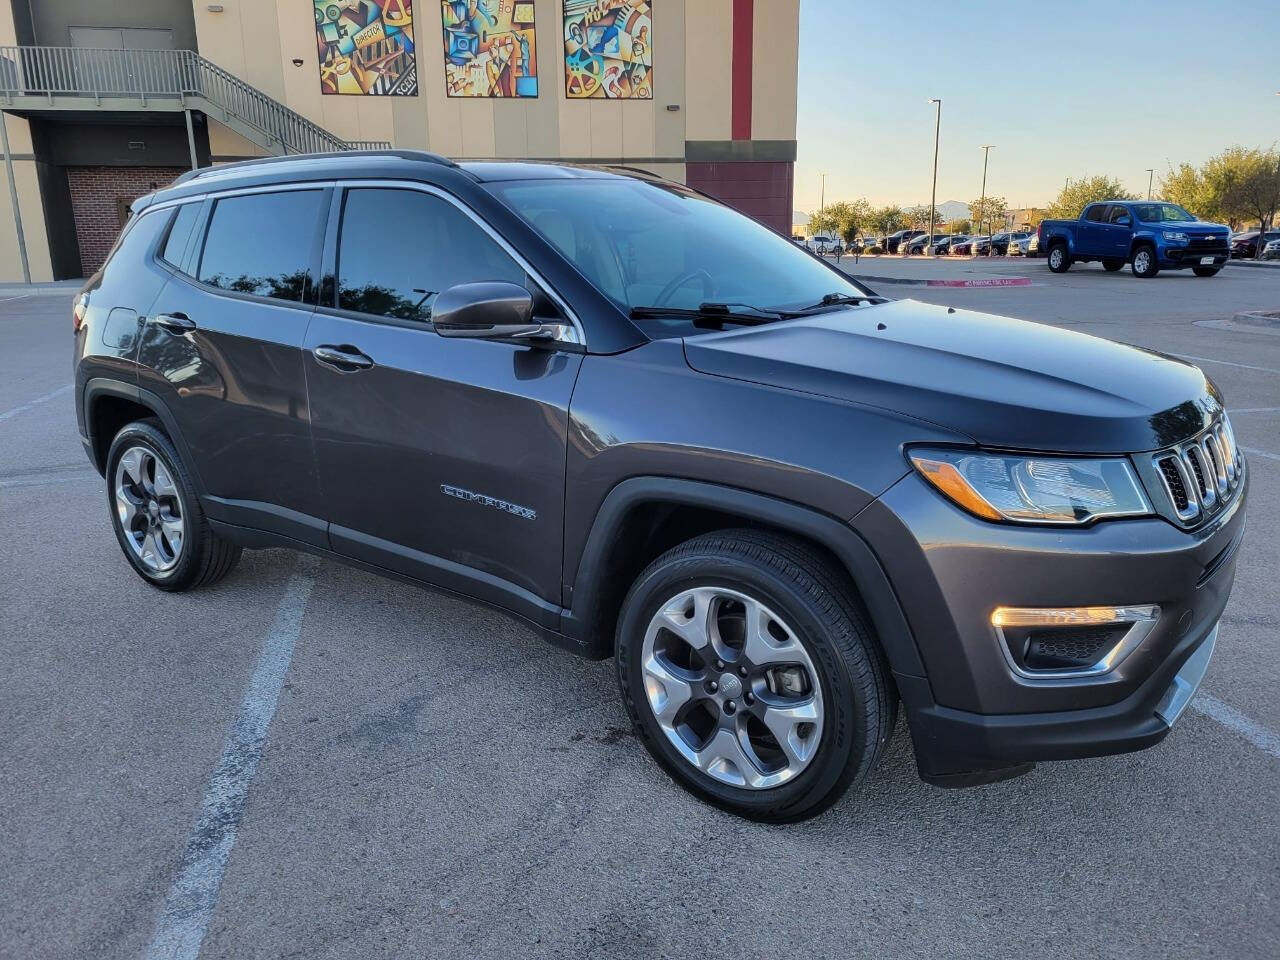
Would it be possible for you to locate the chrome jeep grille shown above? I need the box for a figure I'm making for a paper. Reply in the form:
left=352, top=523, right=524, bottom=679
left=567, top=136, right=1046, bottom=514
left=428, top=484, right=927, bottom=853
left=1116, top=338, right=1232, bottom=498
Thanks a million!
left=1151, top=417, right=1241, bottom=524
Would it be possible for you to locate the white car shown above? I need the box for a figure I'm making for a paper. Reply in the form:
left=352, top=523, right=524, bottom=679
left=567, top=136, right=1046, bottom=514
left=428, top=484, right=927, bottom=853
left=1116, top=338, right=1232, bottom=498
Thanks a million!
left=1263, top=238, right=1280, bottom=260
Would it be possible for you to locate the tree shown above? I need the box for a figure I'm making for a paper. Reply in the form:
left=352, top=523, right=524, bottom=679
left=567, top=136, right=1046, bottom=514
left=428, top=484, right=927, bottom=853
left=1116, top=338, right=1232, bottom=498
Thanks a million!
left=1203, top=146, right=1280, bottom=254
left=906, top=204, right=939, bottom=230
left=1159, top=163, right=1224, bottom=222
left=1046, top=176, right=1134, bottom=220
left=868, top=205, right=905, bottom=239
left=811, top=200, right=871, bottom=244
left=968, top=195, right=1008, bottom=235
left=949, top=219, right=972, bottom=234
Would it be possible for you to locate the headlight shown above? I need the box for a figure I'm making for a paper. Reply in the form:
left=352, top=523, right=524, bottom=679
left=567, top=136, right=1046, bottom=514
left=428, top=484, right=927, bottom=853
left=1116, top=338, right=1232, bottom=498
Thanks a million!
left=1163, top=231, right=1189, bottom=242
left=909, top=449, right=1152, bottom=525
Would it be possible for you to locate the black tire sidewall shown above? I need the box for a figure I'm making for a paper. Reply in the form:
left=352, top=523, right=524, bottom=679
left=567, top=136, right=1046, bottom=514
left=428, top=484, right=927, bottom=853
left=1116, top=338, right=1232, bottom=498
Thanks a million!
left=1131, top=244, right=1158, bottom=277
left=105, top=421, right=208, bottom=591
left=1047, top=242, right=1069, bottom=272
left=616, top=551, right=870, bottom=821
left=1193, top=267, right=1219, bottom=277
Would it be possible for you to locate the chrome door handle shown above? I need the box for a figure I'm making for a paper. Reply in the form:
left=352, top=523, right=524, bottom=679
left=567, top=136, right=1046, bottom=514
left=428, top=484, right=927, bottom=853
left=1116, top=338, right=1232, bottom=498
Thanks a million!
left=154, top=312, right=196, bottom=333
left=313, top=344, right=374, bottom=371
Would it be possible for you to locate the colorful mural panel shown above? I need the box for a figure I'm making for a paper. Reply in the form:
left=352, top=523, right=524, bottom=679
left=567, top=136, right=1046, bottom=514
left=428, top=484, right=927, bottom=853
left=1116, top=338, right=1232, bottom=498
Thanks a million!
left=563, top=0, right=652, bottom=99
left=440, top=0, right=539, bottom=98
left=315, top=0, right=419, bottom=96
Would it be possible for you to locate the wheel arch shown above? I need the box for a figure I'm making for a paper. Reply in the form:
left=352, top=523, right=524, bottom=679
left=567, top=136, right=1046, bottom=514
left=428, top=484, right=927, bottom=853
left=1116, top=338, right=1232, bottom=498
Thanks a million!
left=562, top=477, right=926, bottom=680
left=84, top=379, right=206, bottom=496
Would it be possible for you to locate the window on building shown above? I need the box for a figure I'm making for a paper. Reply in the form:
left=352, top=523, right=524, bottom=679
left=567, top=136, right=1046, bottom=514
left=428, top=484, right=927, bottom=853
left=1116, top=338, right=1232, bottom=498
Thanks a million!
left=159, top=203, right=201, bottom=271
left=197, top=191, right=324, bottom=302
left=336, top=188, right=524, bottom=323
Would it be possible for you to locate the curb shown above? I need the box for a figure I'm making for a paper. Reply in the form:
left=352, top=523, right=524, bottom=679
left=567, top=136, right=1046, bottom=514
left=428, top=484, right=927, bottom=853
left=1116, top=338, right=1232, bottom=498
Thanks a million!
left=851, top=273, right=1032, bottom=288
left=1225, top=259, right=1280, bottom=270
left=1233, top=310, right=1280, bottom=328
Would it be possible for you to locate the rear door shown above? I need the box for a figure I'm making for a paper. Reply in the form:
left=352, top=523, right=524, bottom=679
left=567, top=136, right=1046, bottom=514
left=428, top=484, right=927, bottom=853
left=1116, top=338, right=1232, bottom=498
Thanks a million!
left=303, top=183, right=583, bottom=624
left=137, top=186, right=330, bottom=546
left=1078, top=204, right=1109, bottom=255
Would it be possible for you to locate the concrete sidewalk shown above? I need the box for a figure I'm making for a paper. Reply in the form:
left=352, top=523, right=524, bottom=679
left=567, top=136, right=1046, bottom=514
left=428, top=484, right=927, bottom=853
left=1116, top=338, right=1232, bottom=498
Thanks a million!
left=828, top=254, right=1036, bottom=287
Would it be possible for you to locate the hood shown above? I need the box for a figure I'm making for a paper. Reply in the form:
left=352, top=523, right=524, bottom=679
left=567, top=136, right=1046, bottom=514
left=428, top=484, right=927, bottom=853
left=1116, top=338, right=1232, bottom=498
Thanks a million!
left=682, top=300, right=1221, bottom=454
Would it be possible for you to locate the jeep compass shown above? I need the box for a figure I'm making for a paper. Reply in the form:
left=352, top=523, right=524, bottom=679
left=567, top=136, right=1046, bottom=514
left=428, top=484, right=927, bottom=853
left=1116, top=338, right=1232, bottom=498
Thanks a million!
left=73, top=151, right=1246, bottom=821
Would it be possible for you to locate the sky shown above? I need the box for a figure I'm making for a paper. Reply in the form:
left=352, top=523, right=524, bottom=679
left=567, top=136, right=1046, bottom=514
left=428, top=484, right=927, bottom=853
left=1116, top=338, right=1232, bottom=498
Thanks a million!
left=794, top=0, right=1280, bottom=217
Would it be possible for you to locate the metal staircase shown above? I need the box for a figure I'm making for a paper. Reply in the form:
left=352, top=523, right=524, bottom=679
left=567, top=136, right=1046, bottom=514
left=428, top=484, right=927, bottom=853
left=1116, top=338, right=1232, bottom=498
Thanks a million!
left=0, top=45, right=390, bottom=156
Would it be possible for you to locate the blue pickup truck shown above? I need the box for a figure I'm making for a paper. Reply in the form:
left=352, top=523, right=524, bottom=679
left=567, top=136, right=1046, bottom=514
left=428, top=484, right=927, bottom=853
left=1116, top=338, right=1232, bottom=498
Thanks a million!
left=1037, top=201, right=1231, bottom=278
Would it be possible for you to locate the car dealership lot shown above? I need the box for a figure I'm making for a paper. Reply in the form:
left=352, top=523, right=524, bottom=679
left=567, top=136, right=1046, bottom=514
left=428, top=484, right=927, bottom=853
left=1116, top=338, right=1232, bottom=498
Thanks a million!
left=2, top=272, right=1278, bottom=959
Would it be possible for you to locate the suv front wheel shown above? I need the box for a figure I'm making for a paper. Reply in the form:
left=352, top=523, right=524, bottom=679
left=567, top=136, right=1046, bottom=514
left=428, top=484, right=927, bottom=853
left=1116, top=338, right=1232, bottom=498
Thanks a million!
left=616, top=530, right=896, bottom=822
left=106, top=419, right=241, bottom=591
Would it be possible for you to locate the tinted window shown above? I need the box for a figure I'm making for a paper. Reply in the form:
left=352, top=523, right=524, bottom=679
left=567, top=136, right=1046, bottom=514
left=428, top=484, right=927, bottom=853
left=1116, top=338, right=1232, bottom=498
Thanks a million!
left=336, top=188, right=524, bottom=323
left=160, top=203, right=200, bottom=269
left=1084, top=205, right=1108, bottom=223
left=197, top=190, right=324, bottom=301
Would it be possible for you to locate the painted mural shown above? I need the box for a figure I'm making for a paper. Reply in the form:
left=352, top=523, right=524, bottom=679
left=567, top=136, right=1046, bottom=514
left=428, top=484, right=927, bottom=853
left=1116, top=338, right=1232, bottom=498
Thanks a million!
left=563, top=0, right=652, bottom=99
left=315, top=0, right=419, bottom=96
left=440, top=0, right=539, bottom=98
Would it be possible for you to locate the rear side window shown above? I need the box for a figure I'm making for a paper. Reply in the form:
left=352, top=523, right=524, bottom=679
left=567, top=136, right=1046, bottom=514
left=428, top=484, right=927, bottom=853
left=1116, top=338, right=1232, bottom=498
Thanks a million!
left=197, top=190, right=325, bottom=302
left=1084, top=205, right=1108, bottom=223
left=335, top=188, right=524, bottom=323
left=160, top=203, right=201, bottom=270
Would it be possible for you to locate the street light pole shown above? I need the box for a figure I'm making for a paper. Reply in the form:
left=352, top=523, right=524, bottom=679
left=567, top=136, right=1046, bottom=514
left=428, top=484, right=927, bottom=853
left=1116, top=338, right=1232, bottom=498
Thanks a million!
left=979, top=144, right=993, bottom=255
left=927, top=98, right=941, bottom=256
left=819, top=173, right=827, bottom=213
left=1145, top=168, right=1154, bottom=200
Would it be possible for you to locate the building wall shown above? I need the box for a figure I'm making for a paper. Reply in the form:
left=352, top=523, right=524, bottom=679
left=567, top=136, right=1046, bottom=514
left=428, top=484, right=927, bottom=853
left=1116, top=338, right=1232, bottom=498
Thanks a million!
left=0, top=0, right=798, bottom=280
left=66, top=165, right=185, bottom=275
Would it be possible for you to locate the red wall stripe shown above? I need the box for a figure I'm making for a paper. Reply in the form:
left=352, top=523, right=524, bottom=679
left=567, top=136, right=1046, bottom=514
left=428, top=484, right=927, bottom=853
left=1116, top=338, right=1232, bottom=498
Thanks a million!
left=731, top=0, right=753, bottom=140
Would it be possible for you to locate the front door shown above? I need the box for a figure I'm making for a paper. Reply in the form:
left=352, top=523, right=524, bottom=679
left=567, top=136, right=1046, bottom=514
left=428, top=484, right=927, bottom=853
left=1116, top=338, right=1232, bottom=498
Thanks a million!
left=303, top=185, right=583, bottom=625
left=138, top=187, right=330, bottom=545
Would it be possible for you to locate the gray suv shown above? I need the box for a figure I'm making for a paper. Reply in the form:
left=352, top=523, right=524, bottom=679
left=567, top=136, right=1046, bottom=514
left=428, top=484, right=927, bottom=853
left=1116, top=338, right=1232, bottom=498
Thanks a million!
left=73, top=151, right=1246, bottom=821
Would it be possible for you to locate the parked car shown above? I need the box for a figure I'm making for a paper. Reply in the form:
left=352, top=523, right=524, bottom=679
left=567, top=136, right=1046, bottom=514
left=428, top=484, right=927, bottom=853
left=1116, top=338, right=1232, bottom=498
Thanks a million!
left=1038, top=201, right=1231, bottom=277
left=904, top=233, right=935, bottom=255
left=952, top=236, right=990, bottom=256
left=74, top=151, right=1246, bottom=821
left=1231, top=230, right=1280, bottom=259
left=991, top=231, right=1031, bottom=256
left=885, top=229, right=925, bottom=254
left=931, top=235, right=967, bottom=255
left=1262, top=238, right=1280, bottom=260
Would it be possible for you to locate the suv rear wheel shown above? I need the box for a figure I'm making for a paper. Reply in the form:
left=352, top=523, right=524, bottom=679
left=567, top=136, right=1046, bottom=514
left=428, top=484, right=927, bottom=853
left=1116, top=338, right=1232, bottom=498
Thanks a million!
left=615, top=530, right=895, bottom=822
left=106, top=419, right=241, bottom=591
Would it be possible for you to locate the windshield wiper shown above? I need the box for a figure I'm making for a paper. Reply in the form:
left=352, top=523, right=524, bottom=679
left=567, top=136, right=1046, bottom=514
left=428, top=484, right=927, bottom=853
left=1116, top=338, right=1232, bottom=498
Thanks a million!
left=629, top=302, right=785, bottom=328
left=788, top=292, right=886, bottom=314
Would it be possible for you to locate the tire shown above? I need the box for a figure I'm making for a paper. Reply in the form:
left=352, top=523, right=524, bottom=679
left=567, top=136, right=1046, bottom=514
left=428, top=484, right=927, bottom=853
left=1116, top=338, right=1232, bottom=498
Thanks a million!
left=1047, top=242, right=1070, bottom=272
left=1103, top=259, right=1124, bottom=272
left=105, top=419, right=241, bottom=591
left=615, top=529, right=896, bottom=822
left=1131, top=244, right=1159, bottom=278
left=1193, top=266, right=1220, bottom=277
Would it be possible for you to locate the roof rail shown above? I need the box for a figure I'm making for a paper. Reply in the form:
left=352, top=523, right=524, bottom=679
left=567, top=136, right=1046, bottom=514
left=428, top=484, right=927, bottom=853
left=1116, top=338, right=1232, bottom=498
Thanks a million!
left=172, top=149, right=457, bottom=186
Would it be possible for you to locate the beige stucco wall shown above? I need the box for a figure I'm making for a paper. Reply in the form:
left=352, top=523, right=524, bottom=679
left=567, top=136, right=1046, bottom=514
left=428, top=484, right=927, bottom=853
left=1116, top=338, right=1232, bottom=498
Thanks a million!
left=191, top=0, right=791, bottom=163
left=0, top=3, right=54, bottom=281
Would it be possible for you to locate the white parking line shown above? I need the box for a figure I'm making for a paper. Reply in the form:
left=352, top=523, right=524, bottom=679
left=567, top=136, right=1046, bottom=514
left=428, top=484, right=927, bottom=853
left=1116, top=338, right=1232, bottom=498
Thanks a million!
left=1171, top=354, right=1280, bottom=375
left=143, top=558, right=317, bottom=960
left=1241, top=445, right=1280, bottom=463
left=0, top=383, right=73, bottom=422
left=1191, top=694, right=1280, bottom=761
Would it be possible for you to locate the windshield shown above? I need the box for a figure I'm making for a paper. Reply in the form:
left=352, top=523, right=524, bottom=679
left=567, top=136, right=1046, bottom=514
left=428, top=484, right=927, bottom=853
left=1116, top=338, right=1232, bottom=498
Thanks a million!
left=1131, top=203, right=1196, bottom=223
left=488, top=177, right=870, bottom=319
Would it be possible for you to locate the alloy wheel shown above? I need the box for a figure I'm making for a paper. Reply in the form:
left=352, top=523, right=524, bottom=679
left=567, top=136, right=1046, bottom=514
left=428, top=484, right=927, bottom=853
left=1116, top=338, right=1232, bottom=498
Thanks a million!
left=640, top=586, right=824, bottom=789
left=114, top=445, right=185, bottom=573
left=1134, top=249, right=1151, bottom=274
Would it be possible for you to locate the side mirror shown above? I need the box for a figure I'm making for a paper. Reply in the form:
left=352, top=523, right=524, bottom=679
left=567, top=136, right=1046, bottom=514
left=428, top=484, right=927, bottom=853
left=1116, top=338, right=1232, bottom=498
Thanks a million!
left=433, top=281, right=550, bottom=341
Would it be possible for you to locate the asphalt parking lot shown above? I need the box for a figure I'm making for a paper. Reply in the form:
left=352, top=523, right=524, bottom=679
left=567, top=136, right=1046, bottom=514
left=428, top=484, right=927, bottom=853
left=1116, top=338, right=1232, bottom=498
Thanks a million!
left=2, top=261, right=1278, bottom=959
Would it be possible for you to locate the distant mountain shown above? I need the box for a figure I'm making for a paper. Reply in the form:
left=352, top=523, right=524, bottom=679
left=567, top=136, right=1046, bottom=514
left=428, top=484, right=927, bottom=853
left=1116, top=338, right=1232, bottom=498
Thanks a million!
left=937, top=200, right=969, bottom=221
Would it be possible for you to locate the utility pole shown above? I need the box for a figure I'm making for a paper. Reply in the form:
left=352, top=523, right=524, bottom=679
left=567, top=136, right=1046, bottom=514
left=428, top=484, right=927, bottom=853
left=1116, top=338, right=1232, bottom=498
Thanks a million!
left=1145, top=168, right=1154, bottom=200
left=927, top=99, right=941, bottom=256
left=819, top=173, right=827, bottom=213
left=979, top=144, right=993, bottom=254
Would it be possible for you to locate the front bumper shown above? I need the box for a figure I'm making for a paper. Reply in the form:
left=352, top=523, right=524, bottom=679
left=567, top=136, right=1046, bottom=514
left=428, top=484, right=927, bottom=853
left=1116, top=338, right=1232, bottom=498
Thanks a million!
left=1162, top=245, right=1230, bottom=268
left=854, top=465, right=1246, bottom=785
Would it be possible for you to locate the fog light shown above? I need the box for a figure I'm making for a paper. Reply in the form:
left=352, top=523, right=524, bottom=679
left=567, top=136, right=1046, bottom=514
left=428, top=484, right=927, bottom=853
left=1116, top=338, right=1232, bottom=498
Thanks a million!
left=992, top=605, right=1159, bottom=682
